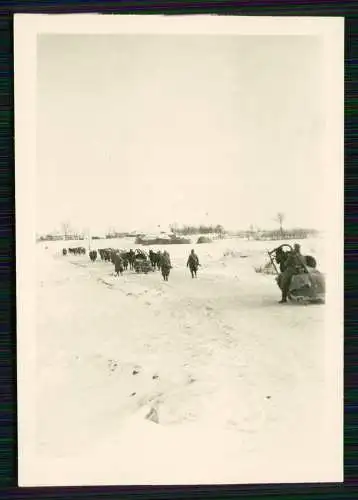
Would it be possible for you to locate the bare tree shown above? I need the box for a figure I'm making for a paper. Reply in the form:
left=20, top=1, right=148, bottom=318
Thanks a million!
left=83, top=227, right=91, bottom=250
left=215, top=224, right=225, bottom=238
left=248, top=224, right=255, bottom=240
left=61, top=221, right=72, bottom=241
left=275, top=212, right=285, bottom=237
left=170, top=222, right=179, bottom=234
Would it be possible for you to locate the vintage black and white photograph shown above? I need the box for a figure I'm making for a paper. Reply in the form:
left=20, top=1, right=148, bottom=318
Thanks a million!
left=15, top=15, right=343, bottom=486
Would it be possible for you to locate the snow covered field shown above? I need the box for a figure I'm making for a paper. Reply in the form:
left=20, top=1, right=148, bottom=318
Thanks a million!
left=20, top=235, right=340, bottom=486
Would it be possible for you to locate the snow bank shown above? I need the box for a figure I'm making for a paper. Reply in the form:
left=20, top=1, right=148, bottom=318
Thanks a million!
left=21, top=235, right=339, bottom=486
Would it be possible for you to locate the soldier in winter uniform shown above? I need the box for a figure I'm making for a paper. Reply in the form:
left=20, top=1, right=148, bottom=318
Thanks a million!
left=187, top=249, right=200, bottom=278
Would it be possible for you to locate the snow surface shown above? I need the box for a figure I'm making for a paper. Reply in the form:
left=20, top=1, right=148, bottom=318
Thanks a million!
left=20, top=236, right=340, bottom=486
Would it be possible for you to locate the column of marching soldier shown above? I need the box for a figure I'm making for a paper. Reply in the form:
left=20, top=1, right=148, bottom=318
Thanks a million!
left=61, top=243, right=321, bottom=303
left=62, top=246, right=201, bottom=282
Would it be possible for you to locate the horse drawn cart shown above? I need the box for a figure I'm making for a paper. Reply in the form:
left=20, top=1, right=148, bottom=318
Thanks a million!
left=268, top=244, right=325, bottom=304
left=133, top=250, right=153, bottom=274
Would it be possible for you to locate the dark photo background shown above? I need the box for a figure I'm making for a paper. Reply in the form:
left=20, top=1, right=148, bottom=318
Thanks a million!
left=0, top=1, right=355, bottom=499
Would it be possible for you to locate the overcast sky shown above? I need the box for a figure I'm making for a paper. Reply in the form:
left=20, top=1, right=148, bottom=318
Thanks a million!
left=36, top=34, right=325, bottom=235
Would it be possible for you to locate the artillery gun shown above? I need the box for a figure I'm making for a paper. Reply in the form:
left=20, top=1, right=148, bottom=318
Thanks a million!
left=268, top=244, right=325, bottom=304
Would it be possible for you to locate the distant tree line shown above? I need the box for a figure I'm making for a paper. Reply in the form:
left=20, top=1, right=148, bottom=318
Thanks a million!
left=170, top=224, right=225, bottom=237
left=37, top=234, right=64, bottom=242
left=105, top=232, right=135, bottom=239
left=246, top=228, right=320, bottom=241
left=37, top=233, right=85, bottom=242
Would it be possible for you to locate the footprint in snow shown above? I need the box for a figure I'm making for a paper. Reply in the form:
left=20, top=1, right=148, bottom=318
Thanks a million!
left=145, top=407, right=159, bottom=424
left=108, top=359, right=119, bottom=372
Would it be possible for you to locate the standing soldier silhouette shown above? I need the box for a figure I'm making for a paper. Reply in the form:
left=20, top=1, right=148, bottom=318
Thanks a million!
left=114, top=253, right=124, bottom=277
left=187, top=249, right=200, bottom=278
left=161, top=251, right=172, bottom=281
left=279, top=243, right=305, bottom=303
